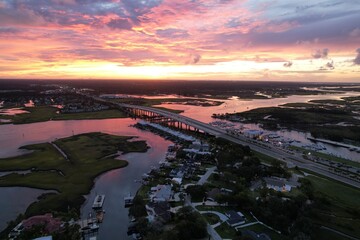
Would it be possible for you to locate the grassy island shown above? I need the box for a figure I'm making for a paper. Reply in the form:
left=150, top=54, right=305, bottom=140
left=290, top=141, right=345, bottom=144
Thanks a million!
left=0, top=106, right=127, bottom=124
left=0, top=132, right=148, bottom=217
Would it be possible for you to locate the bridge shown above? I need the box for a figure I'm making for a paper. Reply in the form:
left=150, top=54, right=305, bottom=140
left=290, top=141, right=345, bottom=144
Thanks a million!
left=88, top=94, right=360, bottom=189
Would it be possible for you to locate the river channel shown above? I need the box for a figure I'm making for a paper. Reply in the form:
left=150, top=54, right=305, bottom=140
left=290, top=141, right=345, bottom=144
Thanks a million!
left=0, top=118, right=172, bottom=239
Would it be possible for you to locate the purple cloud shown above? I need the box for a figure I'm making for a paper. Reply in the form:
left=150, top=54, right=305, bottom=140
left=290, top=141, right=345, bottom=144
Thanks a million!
left=283, top=61, right=293, bottom=68
left=156, top=28, right=189, bottom=38
left=319, top=60, right=334, bottom=70
left=312, top=48, right=329, bottom=59
left=107, top=18, right=133, bottom=30
left=187, top=53, right=201, bottom=64
left=354, top=48, right=360, bottom=65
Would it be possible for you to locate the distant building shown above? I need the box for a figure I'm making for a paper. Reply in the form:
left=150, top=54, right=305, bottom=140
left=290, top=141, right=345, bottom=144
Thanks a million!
left=225, top=210, right=246, bottom=227
left=243, top=129, right=263, bottom=138
left=263, top=177, right=299, bottom=192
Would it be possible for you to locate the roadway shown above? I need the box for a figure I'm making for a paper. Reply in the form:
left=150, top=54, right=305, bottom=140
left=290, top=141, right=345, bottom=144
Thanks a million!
left=88, top=95, right=360, bottom=189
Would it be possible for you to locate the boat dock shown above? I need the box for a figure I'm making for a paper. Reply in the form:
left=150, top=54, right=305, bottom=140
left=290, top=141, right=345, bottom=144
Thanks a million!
left=308, top=137, right=360, bottom=152
left=92, top=194, right=105, bottom=209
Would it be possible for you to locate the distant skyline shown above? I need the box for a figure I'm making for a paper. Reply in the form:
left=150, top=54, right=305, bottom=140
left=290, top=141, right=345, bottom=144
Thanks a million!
left=0, top=0, right=359, bottom=81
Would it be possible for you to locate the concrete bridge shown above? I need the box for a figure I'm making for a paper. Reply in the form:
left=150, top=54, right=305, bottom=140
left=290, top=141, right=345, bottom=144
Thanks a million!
left=87, top=94, right=360, bottom=189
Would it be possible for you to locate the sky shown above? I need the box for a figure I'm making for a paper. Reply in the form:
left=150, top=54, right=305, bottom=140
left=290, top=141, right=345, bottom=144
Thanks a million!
left=0, top=0, right=359, bottom=81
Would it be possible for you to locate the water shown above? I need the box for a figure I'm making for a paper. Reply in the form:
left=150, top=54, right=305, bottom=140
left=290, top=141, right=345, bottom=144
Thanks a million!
left=155, top=91, right=360, bottom=161
left=0, top=118, right=172, bottom=238
left=0, top=108, right=29, bottom=116
left=0, top=187, right=53, bottom=231
left=155, top=91, right=360, bottom=123
left=80, top=137, right=171, bottom=239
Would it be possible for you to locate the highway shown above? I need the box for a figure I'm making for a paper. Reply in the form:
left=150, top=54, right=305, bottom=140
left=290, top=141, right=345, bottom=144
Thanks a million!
left=89, top=95, right=360, bottom=189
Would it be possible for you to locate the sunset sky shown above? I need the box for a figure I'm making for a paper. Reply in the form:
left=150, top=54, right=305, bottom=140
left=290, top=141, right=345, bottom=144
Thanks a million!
left=0, top=0, right=359, bottom=81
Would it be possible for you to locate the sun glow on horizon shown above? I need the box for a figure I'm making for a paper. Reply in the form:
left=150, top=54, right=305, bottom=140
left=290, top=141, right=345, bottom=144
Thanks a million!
left=0, top=0, right=359, bottom=81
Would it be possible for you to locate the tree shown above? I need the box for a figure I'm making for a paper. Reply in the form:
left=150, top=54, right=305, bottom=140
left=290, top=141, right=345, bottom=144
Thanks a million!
left=174, top=207, right=207, bottom=240
left=129, top=195, right=146, bottom=218
left=185, top=185, right=207, bottom=202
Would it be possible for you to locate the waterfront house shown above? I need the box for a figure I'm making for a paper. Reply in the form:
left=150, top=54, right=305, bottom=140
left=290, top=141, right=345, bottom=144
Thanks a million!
left=225, top=211, right=246, bottom=227
left=150, top=184, right=173, bottom=202
left=145, top=202, right=171, bottom=223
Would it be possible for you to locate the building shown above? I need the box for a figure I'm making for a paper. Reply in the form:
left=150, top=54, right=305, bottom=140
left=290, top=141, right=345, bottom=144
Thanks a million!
left=150, top=185, right=173, bottom=202
left=22, top=213, right=62, bottom=233
left=145, top=202, right=171, bottom=223
left=9, top=213, right=63, bottom=239
left=225, top=211, right=246, bottom=227
left=243, top=129, right=263, bottom=139
left=263, top=177, right=299, bottom=192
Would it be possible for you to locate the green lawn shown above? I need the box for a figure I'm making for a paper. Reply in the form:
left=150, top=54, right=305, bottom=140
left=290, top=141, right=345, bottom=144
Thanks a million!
left=253, top=151, right=279, bottom=165
left=0, top=106, right=127, bottom=124
left=0, top=132, right=148, bottom=217
left=305, top=175, right=360, bottom=238
left=202, top=213, right=220, bottom=225
left=312, top=227, right=356, bottom=240
left=215, top=222, right=238, bottom=239
left=306, top=175, right=360, bottom=210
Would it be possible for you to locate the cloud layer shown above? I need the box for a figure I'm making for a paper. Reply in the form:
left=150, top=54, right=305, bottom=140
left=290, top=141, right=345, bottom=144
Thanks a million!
left=0, top=0, right=359, bottom=80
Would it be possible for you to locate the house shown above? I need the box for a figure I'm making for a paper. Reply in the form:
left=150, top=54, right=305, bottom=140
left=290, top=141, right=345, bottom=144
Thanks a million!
left=243, top=130, right=263, bottom=139
left=150, top=185, right=173, bottom=202
left=241, top=230, right=271, bottom=240
left=190, top=141, right=210, bottom=152
left=10, top=213, right=64, bottom=238
left=169, top=168, right=185, bottom=178
left=225, top=211, right=246, bottom=227
left=172, top=177, right=182, bottom=185
left=145, top=202, right=171, bottom=223
left=182, top=141, right=211, bottom=155
left=263, top=177, right=299, bottom=192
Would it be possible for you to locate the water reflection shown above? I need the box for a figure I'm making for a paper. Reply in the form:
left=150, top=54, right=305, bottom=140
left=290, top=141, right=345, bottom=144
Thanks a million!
left=154, top=92, right=360, bottom=161
left=81, top=135, right=171, bottom=240
left=0, top=108, right=29, bottom=116
left=0, top=118, right=171, bottom=238
left=155, top=91, right=360, bottom=123
left=0, top=187, right=53, bottom=231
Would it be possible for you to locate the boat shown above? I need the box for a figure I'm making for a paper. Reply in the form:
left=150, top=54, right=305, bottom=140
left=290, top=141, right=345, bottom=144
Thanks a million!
left=89, top=223, right=100, bottom=231
left=124, top=193, right=134, bottom=207
left=92, top=194, right=105, bottom=209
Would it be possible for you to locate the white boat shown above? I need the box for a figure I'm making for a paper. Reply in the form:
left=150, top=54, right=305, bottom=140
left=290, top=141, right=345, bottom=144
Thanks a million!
left=124, top=193, right=134, bottom=207
left=92, top=194, right=105, bottom=209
